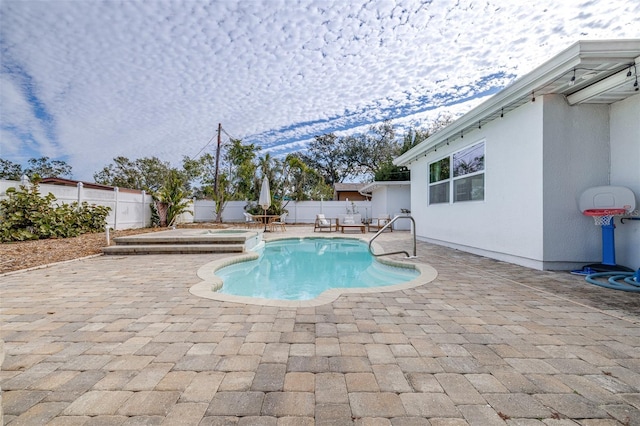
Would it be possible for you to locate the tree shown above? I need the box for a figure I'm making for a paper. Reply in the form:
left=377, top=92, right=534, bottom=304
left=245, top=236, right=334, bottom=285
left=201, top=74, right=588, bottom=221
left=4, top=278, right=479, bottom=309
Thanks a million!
left=299, top=133, right=353, bottom=186
left=224, top=139, right=258, bottom=201
left=400, top=127, right=431, bottom=154
left=344, top=120, right=397, bottom=179
left=281, top=154, right=333, bottom=201
left=1, top=157, right=73, bottom=181
left=0, top=159, right=24, bottom=180
left=374, top=126, right=431, bottom=181
left=155, top=169, right=192, bottom=227
left=182, top=153, right=216, bottom=199
left=23, top=157, right=72, bottom=179
left=372, top=115, right=455, bottom=182
left=183, top=138, right=260, bottom=222
left=94, top=156, right=172, bottom=192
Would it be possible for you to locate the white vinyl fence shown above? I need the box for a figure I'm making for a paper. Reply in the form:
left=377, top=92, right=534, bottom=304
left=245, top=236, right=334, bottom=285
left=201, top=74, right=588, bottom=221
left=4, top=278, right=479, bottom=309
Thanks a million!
left=192, top=199, right=373, bottom=224
left=1, top=179, right=153, bottom=230
left=1, top=178, right=374, bottom=230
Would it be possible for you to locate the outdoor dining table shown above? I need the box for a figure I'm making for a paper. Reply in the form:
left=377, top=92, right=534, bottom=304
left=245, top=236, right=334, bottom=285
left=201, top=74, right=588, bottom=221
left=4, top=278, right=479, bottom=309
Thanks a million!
left=251, top=214, right=280, bottom=231
left=251, top=214, right=280, bottom=224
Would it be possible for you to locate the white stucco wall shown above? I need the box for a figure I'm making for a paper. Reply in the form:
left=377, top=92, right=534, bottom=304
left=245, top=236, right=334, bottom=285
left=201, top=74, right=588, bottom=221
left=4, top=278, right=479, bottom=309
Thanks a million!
left=370, top=186, right=388, bottom=219
left=407, top=90, right=637, bottom=271
left=409, top=100, right=547, bottom=269
left=542, top=95, right=610, bottom=269
left=610, top=94, right=640, bottom=269
left=370, top=184, right=411, bottom=230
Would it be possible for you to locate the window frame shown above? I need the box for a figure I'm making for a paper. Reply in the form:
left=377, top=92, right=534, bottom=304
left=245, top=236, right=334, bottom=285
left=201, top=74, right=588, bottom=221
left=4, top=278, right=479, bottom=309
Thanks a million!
left=428, top=156, right=450, bottom=204
left=428, top=140, right=485, bottom=205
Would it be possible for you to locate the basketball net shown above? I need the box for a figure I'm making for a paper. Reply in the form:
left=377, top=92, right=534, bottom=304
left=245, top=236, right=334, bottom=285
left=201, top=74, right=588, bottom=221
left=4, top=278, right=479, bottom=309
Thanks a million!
left=591, top=215, right=614, bottom=226
left=583, top=208, right=629, bottom=226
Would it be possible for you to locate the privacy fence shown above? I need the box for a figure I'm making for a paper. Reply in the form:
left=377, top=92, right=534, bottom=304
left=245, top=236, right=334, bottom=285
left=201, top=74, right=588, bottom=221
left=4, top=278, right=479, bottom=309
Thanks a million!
left=1, top=179, right=373, bottom=230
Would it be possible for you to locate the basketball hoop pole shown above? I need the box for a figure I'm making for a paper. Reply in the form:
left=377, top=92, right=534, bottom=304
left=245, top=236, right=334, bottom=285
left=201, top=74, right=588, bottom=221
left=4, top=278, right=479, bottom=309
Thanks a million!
left=600, top=217, right=616, bottom=266
left=581, top=209, right=632, bottom=273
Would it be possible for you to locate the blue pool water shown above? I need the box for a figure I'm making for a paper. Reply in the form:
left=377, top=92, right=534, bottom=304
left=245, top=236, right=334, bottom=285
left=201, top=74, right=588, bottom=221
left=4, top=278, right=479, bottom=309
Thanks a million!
left=215, top=238, right=419, bottom=300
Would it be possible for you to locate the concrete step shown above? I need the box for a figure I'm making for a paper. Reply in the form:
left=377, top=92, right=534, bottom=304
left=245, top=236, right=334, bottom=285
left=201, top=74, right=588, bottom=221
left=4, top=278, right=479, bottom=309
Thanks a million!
left=103, top=244, right=245, bottom=255
left=112, top=235, right=248, bottom=245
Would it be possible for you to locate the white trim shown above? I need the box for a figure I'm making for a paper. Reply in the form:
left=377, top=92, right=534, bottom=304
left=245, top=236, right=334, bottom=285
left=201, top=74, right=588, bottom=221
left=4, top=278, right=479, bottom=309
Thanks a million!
left=417, top=236, right=586, bottom=271
left=359, top=180, right=410, bottom=195
left=567, top=56, right=640, bottom=104
left=427, top=140, right=486, bottom=205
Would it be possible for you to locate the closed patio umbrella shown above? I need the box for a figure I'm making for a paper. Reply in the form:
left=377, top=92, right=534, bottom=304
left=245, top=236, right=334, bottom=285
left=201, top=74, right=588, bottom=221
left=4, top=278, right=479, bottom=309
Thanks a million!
left=259, top=177, right=271, bottom=232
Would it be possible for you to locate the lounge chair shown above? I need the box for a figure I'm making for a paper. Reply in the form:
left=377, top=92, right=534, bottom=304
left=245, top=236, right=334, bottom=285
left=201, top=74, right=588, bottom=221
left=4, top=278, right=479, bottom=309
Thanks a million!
left=270, top=212, right=288, bottom=232
left=368, top=215, right=392, bottom=232
left=243, top=212, right=259, bottom=229
left=314, top=214, right=335, bottom=232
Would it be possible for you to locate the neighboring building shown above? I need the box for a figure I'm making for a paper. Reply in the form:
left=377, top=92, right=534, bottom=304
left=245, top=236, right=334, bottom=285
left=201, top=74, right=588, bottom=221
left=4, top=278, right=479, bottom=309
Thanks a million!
left=333, top=183, right=368, bottom=201
left=395, top=40, right=640, bottom=271
left=359, top=181, right=411, bottom=230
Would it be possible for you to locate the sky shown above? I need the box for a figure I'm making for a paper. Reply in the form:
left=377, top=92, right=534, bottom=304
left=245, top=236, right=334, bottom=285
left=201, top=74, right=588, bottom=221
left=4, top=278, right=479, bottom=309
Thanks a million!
left=1, top=0, right=639, bottom=181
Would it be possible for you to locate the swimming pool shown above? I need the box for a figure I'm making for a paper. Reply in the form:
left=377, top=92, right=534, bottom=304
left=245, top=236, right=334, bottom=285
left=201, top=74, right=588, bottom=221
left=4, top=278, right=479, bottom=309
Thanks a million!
left=190, top=235, right=437, bottom=307
left=214, top=238, right=419, bottom=301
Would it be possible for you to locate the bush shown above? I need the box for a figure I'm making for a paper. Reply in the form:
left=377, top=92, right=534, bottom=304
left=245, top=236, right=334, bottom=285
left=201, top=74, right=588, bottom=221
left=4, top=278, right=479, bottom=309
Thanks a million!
left=155, top=169, right=191, bottom=227
left=0, top=184, right=111, bottom=242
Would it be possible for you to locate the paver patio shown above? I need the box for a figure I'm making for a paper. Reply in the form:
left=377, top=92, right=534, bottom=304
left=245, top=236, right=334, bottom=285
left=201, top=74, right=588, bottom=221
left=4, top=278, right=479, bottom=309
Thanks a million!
left=1, top=227, right=639, bottom=425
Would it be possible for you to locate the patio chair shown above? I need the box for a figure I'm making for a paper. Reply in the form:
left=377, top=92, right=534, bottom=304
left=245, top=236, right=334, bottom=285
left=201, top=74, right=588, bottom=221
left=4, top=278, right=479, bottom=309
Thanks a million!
left=270, top=212, right=288, bottom=232
left=314, top=214, right=335, bottom=232
left=368, top=214, right=392, bottom=232
left=243, top=212, right=259, bottom=229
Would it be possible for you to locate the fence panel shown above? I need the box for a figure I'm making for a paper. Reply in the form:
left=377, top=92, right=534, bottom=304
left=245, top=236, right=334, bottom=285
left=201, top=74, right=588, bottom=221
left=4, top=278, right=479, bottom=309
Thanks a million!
left=1, top=179, right=153, bottom=230
left=192, top=200, right=216, bottom=222
left=2, top=179, right=377, bottom=229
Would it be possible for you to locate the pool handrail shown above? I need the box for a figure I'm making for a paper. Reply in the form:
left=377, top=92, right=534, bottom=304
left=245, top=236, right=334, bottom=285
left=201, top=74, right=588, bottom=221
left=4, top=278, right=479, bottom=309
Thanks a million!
left=368, top=214, right=417, bottom=258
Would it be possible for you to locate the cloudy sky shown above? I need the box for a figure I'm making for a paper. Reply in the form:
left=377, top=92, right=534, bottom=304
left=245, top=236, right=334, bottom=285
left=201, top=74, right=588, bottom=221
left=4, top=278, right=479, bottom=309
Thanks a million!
left=1, top=0, right=639, bottom=181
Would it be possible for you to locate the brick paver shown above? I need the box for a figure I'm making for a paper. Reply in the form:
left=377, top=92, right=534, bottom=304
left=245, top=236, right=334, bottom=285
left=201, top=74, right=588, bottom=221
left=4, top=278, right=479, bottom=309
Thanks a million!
left=1, top=227, right=639, bottom=424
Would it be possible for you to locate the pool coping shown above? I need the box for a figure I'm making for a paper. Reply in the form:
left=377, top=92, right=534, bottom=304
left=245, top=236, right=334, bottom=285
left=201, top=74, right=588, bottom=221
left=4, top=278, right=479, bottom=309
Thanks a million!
left=189, top=235, right=438, bottom=307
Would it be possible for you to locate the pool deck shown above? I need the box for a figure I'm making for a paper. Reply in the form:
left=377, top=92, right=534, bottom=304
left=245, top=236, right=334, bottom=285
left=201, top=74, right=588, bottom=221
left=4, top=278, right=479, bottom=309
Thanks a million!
left=1, top=226, right=639, bottom=424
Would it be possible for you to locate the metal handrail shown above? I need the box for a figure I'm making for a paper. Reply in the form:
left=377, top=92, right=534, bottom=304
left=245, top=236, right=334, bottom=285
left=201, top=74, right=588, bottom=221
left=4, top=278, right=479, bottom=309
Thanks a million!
left=368, top=215, right=417, bottom=258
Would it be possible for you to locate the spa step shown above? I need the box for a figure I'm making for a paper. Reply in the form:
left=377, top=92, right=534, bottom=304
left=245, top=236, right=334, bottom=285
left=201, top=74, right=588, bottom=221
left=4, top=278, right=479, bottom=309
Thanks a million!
left=102, top=243, right=245, bottom=255
left=112, top=235, right=248, bottom=245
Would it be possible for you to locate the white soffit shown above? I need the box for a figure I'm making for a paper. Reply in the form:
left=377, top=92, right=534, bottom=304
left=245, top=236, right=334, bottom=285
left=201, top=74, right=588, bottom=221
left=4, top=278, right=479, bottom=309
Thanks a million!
left=567, top=56, right=640, bottom=105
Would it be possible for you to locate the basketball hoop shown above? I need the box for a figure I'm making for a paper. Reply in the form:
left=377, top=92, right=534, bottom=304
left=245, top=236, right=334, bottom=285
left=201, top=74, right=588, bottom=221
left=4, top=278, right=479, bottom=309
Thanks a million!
left=583, top=208, right=627, bottom=226
left=574, top=186, right=636, bottom=274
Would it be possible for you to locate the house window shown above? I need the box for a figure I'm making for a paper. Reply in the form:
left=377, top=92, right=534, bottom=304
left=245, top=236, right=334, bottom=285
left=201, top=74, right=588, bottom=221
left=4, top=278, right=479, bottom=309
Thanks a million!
left=428, top=141, right=485, bottom=204
left=453, top=142, right=484, bottom=201
left=428, top=157, right=449, bottom=204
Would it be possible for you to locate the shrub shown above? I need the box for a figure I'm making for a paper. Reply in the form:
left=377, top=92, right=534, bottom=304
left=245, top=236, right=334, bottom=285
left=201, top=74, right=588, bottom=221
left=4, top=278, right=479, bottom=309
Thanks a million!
left=0, top=184, right=110, bottom=242
left=155, top=169, right=191, bottom=227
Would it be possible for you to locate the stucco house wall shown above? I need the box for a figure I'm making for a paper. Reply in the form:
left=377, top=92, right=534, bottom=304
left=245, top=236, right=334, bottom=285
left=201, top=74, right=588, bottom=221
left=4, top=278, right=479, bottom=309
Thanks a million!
left=410, top=93, right=638, bottom=270
left=609, top=94, right=640, bottom=268
left=410, top=95, right=640, bottom=270
left=399, top=40, right=639, bottom=271
left=410, top=99, right=547, bottom=269
left=367, top=183, right=411, bottom=230
left=542, top=95, right=610, bottom=269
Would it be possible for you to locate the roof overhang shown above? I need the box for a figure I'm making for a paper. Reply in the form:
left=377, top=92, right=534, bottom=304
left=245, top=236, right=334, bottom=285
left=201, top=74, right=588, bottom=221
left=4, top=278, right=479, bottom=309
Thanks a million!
left=395, top=39, right=640, bottom=166
left=359, top=180, right=411, bottom=195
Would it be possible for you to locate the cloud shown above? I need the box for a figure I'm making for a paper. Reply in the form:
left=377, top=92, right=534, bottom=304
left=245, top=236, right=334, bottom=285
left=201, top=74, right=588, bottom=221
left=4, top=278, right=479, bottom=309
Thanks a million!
left=0, top=0, right=638, bottom=180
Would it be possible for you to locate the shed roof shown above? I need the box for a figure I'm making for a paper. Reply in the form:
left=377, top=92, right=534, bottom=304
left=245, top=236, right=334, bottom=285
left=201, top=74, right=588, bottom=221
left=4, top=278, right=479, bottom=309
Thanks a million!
left=39, top=178, right=144, bottom=194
